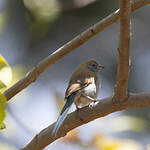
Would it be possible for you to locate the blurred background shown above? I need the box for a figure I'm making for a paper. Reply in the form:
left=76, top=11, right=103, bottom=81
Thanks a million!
left=0, top=0, right=150, bottom=149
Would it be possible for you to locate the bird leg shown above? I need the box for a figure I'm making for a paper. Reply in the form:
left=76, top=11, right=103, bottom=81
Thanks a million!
left=89, top=101, right=99, bottom=108
left=87, top=96, right=98, bottom=108
left=86, top=96, right=95, bottom=101
left=82, top=94, right=98, bottom=108
left=81, top=93, right=95, bottom=101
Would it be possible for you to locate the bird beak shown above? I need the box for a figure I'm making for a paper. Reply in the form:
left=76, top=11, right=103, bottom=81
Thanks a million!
left=98, top=64, right=104, bottom=70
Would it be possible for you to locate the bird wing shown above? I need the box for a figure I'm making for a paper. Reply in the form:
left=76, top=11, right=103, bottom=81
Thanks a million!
left=65, top=62, right=98, bottom=99
left=65, top=77, right=94, bottom=98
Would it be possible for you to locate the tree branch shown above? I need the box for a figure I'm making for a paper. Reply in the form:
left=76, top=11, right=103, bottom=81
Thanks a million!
left=4, top=0, right=150, bottom=101
left=113, top=0, right=131, bottom=102
left=21, top=92, right=150, bottom=150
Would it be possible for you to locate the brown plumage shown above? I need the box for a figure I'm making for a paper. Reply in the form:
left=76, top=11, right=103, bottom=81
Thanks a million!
left=65, top=59, right=100, bottom=108
left=51, top=59, right=104, bottom=137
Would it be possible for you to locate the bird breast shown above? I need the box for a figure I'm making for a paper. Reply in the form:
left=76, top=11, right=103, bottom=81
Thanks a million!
left=74, top=78, right=100, bottom=107
left=82, top=82, right=98, bottom=98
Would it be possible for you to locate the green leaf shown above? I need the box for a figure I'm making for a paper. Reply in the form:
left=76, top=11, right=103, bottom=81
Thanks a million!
left=0, top=55, right=12, bottom=89
left=0, top=91, right=6, bottom=130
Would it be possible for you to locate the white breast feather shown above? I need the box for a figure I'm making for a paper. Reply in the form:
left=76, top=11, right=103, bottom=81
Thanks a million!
left=83, top=82, right=96, bottom=97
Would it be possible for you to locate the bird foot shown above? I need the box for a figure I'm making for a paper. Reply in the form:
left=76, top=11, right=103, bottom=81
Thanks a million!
left=89, top=101, right=99, bottom=108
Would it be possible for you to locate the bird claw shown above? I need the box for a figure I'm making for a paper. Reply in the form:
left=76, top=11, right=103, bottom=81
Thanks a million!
left=89, top=101, right=98, bottom=108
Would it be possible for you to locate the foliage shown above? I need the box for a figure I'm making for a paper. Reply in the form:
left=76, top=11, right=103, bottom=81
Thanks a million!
left=0, top=91, right=6, bottom=129
left=0, top=55, right=12, bottom=130
left=0, top=55, right=12, bottom=89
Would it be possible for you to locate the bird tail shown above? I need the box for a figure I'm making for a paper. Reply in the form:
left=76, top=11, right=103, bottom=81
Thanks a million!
left=51, top=92, right=77, bottom=138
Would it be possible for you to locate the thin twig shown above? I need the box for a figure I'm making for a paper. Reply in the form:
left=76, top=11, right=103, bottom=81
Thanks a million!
left=113, top=0, right=131, bottom=103
left=4, top=0, right=150, bottom=101
left=21, top=92, right=150, bottom=150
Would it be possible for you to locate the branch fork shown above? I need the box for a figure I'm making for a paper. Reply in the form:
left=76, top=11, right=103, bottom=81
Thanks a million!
left=1, top=0, right=150, bottom=149
left=113, top=0, right=131, bottom=103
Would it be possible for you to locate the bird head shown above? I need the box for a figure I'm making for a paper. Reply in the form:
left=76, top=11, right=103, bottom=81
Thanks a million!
left=87, top=60, right=104, bottom=72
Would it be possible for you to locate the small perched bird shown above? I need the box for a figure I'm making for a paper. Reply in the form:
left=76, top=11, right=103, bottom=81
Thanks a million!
left=51, top=59, right=104, bottom=138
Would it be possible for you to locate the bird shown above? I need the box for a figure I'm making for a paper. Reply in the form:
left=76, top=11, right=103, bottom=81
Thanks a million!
left=51, top=59, right=104, bottom=138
